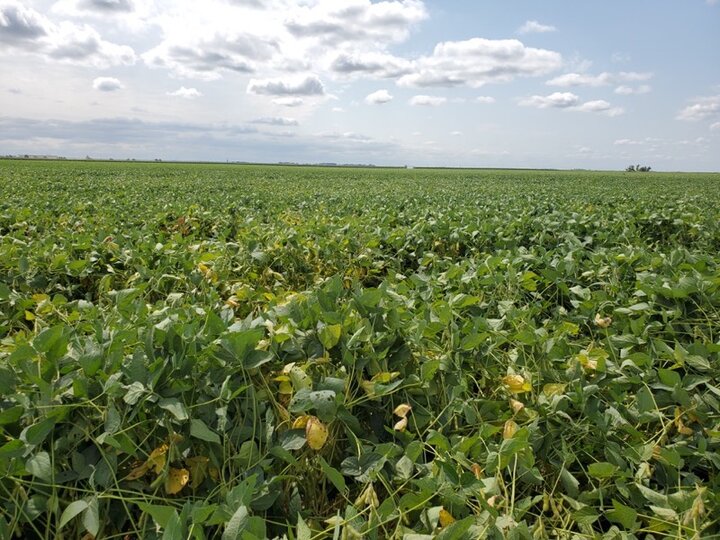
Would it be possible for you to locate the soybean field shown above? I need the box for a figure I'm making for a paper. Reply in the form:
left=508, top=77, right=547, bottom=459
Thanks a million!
left=1, top=160, right=720, bottom=539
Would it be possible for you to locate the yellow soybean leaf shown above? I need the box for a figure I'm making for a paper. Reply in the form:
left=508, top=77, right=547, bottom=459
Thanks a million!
left=292, top=415, right=312, bottom=430
left=502, top=374, right=531, bottom=394
left=186, top=456, right=209, bottom=489
left=674, top=408, right=694, bottom=436
left=577, top=352, right=598, bottom=371
left=509, top=399, right=525, bottom=414
left=439, top=508, right=456, bottom=527
left=393, top=417, right=408, bottom=432
left=305, top=416, right=328, bottom=450
left=393, top=403, right=412, bottom=418
left=274, top=375, right=293, bottom=395
left=147, top=444, right=168, bottom=474
left=543, top=383, right=567, bottom=397
left=360, top=380, right=376, bottom=397
left=503, top=420, right=518, bottom=440
left=165, top=467, right=190, bottom=495
left=594, top=313, right=612, bottom=328
left=125, top=462, right=149, bottom=481
left=372, top=372, right=400, bottom=384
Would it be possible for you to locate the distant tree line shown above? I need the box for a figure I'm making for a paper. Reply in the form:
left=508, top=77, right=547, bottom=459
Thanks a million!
left=626, top=164, right=652, bottom=172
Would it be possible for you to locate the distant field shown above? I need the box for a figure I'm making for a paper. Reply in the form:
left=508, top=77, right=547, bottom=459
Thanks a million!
left=1, top=160, right=719, bottom=539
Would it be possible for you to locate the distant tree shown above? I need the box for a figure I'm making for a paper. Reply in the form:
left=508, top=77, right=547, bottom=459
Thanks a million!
left=626, top=164, right=652, bottom=172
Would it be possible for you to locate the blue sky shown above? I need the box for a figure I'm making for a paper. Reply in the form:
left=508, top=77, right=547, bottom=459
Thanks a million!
left=1, top=0, right=719, bottom=170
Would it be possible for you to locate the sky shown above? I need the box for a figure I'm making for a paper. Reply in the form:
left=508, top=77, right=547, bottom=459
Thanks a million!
left=1, top=0, right=719, bottom=170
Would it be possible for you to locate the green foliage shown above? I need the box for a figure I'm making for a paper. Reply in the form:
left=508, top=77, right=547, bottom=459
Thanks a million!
left=1, top=160, right=719, bottom=538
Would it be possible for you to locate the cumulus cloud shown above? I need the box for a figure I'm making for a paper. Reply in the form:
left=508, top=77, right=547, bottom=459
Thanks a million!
left=547, top=71, right=652, bottom=87
left=167, top=86, right=202, bottom=99
left=330, top=51, right=412, bottom=78
left=272, top=97, right=303, bottom=107
left=77, top=0, right=134, bottom=12
left=520, top=92, right=623, bottom=115
left=398, top=38, right=562, bottom=88
left=0, top=2, right=135, bottom=67
left=133, top=0, right=426, bottom=82
left=517, top=20, right=556, bottom=34
left=285, top=0, right=428, bottom=45
left=614, top=139, right=644, bottom=146
left=247, top=74, right=325, bottom=96
left=93, top=76, right=123, bottom=91
left=519, top=91, right=579, bottom=108
left=574, top=99, right=623, bottom=116
left=677, top=95, right=720, bottom=121
left=614, top=84, right=651, bottom=95
left=250, top=116, right=299, bottom=126
left=143, top=32, right=278, bottom=80
left=52, top=0, right=139, bottom=15
left=0, top=2, right=48, bottom=43
left=409, top=94, right=446, bottom=106
left=226, top=0, right=266, bottom=7
left=475, top=96, right=495, bottom=103
left=365, top=89, right=393, bottom=104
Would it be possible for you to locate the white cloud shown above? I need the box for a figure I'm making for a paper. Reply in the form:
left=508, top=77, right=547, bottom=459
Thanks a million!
left=0, top=2, right=136, bottom=67
left=51, top=0, right=155, bottom=33
left=143, top=32, right=278, bottom=80
left=517, top=20, right=556, bottom=34
left=285, top=0, right=428, bottom=45
left=250, top=116, right=299, bottom=126
left=711, top=121, right=720, bottom=131
left=677, top=95, right=720, bottom=121
left=409, top=94, right=446, bottom=106
left=332, top=106, right=344, bottom=112
left=272, top=97, right=303, bottom=107
left=365, top=89, right=393, bottom=104
left=614, top=139, right=643, bottom=146
left=329, top=51, right=412, bottom=78
left=167, top=86, right=202, bottom=99
left=247, top=75, right=325, bottom=96
left=520, top=92, right=623, bottom=115
left=135, top=0, right=428, bottom=83
left=225, top=0, right=268, bottom=8
left=519, top=91, right=579, bottom=108
left=614, top=84, right=651, bottom=95
left=475, top=96, right=495, bottom=103
left=59, top=0, right=135, bottom=13
left=398, top=38, right=562, bottom=88
left=574, top=100, right=624, bottom=116
left=0, top=2, right=49, bottom=44
left=92, top=76, right=123, bottom=91
left=450, top=131, right=462, bottom=136
left=547, top=71, right=652, bottom=87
